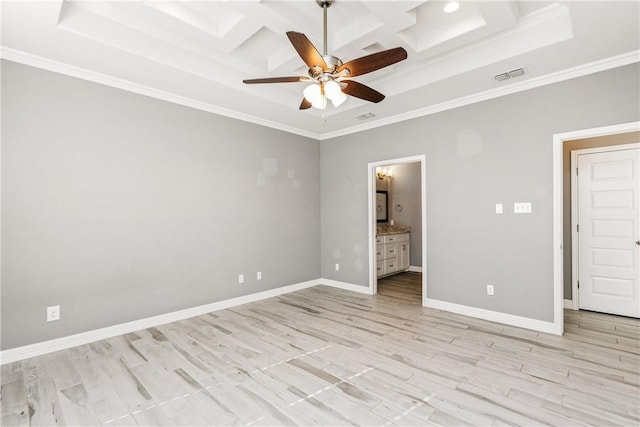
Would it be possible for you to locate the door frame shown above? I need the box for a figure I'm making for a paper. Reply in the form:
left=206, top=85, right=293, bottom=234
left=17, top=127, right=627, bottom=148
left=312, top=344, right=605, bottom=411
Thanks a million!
left=570, top=143, right=640, bottom=311
left=553, top=121, right=639, bottom=333
left=367, top=155, right=427, bottom=301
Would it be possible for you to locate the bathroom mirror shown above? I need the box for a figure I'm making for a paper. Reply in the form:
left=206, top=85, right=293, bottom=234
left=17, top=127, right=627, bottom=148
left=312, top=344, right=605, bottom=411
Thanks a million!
left=376, top=191, right=388, bottom=223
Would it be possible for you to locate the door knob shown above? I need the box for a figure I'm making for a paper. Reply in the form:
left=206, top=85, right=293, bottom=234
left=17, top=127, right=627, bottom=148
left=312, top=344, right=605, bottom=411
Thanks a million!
left=637, top=240, right=640, bottom=246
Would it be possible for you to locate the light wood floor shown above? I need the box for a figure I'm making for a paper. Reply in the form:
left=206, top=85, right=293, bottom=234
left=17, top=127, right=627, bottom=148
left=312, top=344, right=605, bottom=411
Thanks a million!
left=2, top=272, right=639, bottom=426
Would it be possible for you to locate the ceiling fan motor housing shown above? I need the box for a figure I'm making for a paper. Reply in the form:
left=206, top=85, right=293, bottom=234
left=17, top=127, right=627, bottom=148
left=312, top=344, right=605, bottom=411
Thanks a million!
left=243, top=0, right=406, bottom=109
left=309, top=55, right=343, bottom=79
left=315, top=0, right=334, bottom=8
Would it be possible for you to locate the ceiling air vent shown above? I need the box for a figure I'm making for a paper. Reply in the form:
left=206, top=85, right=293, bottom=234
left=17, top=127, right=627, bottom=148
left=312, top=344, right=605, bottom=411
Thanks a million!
left=356, top=112, right=376, bottom=120
left=494, top=67, right=526, bottom=82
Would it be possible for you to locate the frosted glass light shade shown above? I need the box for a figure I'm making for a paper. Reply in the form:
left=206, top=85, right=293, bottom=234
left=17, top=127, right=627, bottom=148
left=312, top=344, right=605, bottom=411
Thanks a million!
left=303, top=84, right=326, bottom=109
left=304, top=84, right=321, bottom=103
left=324, top=80, right=342, bottom=100
left=313, top=96, right=327, bottom=109
left=331, top=91, right=347, bottom=107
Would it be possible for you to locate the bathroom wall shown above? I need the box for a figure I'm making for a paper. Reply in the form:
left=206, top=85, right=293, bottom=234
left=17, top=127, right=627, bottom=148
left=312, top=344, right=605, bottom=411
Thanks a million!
left=389, top=163, right=422, bottom=267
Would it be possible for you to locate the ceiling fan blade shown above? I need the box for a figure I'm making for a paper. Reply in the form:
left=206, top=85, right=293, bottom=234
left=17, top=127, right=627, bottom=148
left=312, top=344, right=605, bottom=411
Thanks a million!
left=337, top=47, right=407, bottom=77
left=299, top=98, right=312, bottom=110
left=342, top=80, right=385, bottom=103
left=243, top=76, right=305, bottom=84
left=286, top=31, right=327, bottom=69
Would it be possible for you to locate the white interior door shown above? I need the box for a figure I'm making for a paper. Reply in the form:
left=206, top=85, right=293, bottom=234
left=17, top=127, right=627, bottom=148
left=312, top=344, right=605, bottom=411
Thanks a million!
left=577, top=147, right=640, bottom=317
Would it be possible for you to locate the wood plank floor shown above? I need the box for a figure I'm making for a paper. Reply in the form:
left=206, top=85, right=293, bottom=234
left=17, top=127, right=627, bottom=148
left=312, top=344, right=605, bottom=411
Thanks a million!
left=2, top=272, right=639, bottom=426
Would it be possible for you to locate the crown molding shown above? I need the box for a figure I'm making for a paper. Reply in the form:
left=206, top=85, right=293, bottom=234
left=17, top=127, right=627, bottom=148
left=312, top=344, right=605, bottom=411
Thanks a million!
left=318, top=50, right=640, bottom=140
left=0, top=47, right=322, bottom=140
left=1, top=46, right=638, bottom=141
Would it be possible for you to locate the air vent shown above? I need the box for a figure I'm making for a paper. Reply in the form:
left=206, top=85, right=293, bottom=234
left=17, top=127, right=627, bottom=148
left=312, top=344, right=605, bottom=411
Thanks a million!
left=356, top=112, right=376, bottom=120
left=508, top=68, right=525, bottom=78
left=494, top=67, right=526, bottom=82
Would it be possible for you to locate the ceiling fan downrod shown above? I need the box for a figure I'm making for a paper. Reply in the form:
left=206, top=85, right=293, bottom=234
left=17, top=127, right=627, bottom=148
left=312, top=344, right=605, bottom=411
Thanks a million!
left=242, top=0, right=407, bottom=111
left=316, top=0, right=334, bottom=56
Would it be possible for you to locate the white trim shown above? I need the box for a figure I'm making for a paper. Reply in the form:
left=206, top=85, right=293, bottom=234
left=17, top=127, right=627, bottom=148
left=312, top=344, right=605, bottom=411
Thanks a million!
left=408, top=266, right=423, bottom=273
left=367, top=155, right=427, bottom=299
left=570, top=148, right=580, bottom=312
left=553, top=128, right=565, bottom=334
left=420, top=158, right=428, bottom=305
left=319, top=278, right=374, bottom=295
left=0, top=279, right=321, bottom=365
left=1, top=47, right=637, bottom=141
left=570, top=142, right=640, bottom=313
left=319, top=51, right=640, bottom=140
left=425, top=298, right=561, bottom=335
left=368, top=161, right=377, bottom=295
left=564, top=299, right=575, bottom=310
left=553, top=121, right=640, bottom=337
left=0, top=47, right=321, bottom=141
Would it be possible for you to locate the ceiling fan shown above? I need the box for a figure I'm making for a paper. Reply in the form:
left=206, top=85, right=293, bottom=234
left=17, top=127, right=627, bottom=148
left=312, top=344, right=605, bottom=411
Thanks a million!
left=242, top=0, right=408, bottom=111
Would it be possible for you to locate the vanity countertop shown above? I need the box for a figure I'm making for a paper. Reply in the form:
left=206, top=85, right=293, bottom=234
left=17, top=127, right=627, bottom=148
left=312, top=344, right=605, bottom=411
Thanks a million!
left=376, top=225, right=411, bottom=236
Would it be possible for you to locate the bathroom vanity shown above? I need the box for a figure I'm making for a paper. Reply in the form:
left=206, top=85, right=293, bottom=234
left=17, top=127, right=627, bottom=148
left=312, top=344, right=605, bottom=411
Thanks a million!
left=376, top=227, right=410, bottom=278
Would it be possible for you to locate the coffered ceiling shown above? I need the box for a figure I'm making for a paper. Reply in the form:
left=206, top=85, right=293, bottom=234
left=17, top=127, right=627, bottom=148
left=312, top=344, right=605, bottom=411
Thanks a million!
left=2, top=1, right=638, bottom=140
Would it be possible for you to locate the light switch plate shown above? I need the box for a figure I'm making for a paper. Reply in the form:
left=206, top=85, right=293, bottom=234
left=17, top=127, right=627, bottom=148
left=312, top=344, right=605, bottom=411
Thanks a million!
left=514, top=202, right=532, bottom=213
left=495, top=203, right=503, bottom=214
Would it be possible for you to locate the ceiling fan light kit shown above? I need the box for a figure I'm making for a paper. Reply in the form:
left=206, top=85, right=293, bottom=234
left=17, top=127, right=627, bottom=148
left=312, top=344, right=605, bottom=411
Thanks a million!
left=243, top=0, right=407, bottom=114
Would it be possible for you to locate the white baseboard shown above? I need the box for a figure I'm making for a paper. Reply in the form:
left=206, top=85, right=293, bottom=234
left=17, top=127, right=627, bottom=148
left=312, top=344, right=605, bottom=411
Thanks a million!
left=564, top=299, right=575, bottom=309
left=408, top=266, right=423, bottom=273
left=424, top=298, right=562, bottom=336
left=0, top=278, right=565, bottom=364
left=0, top=279, right=321, bottom=365
left=319, top=278, right=373, bottom=295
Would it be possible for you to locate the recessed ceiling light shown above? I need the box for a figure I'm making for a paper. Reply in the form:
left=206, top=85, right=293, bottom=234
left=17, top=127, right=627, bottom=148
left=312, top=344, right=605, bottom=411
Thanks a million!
left=443, top=2, right=460, bottom=14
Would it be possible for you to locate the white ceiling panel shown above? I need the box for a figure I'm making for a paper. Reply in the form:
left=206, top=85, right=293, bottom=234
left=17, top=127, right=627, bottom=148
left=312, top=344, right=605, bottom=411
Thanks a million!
left=1, top=1, right=638, bottom=139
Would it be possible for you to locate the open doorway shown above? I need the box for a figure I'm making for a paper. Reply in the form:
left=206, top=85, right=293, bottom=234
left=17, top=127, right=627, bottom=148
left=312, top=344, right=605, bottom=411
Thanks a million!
left=553, top=121, right=640, bottom=333
left=367, top=155, right=427, bottom=303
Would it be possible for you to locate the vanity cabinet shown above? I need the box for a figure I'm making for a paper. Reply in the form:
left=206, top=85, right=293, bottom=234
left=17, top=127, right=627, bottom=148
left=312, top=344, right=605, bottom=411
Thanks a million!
left=376, top=233, right=410, bottom=278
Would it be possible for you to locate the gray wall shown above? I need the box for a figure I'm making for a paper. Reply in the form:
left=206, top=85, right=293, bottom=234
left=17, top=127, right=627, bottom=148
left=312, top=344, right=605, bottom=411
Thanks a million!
left=321, top=63, right=640, bottom=322
left=562, top=132, right=640, bottom=300
left=1, top=60, right=320, bottom=350
left=389, top=163, right=422, bottom=266
left=2, top=60, right=638, bottom=350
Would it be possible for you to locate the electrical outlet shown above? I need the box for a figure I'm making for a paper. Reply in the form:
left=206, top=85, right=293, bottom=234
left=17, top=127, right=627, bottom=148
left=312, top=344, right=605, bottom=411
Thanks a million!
left=257, top=271, right=262, bottom=280
left=47, top=305, right=60, bottom=322
left=495, top=203, right=503, bottom=214
left=335, top=263, right=340, bottom=271
left=487, top=285, right=494, bottom=296
left=238, top=274, right=244, bottom=284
